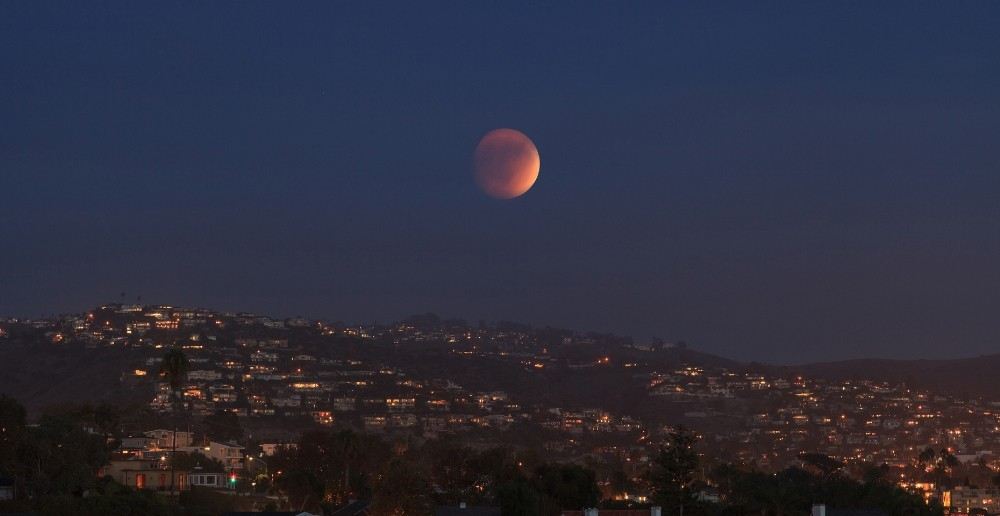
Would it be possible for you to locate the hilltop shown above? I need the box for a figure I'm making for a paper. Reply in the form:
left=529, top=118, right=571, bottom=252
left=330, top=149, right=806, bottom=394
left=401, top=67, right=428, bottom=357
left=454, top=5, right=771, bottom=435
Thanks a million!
left=2, top=302, right=1000, bottom=415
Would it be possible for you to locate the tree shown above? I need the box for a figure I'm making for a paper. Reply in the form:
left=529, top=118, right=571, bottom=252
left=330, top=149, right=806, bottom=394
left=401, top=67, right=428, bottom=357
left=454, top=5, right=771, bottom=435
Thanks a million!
left=928, top=448, right=959, bottom=489
left=532, top=464, right=600, bottom=513
left=496, top=477, right=540, bottom=516
left=917, top=447, right=937, bottom=470
left=11, top=412, right=110, bottom=502
left=0, top=396, right=196, bottom=516
left=940, top=449, right=960, bottom=469
left=650, top=426, right=700, bottom=511
left=0, top=395, right=27, bottom=429
left=799, top=452, right=845, bottom=478
left=92, top=403, right=120, bottom=441
left=862, top=463, right=890, bottom=486
left=711, top=463, right=942, bottom=516
left=0, top=395, right=28, bottom=501
left=0, top=395, right=27, bottom=460
left=177, top=483, right=239, bottom=516
left=334, top=429, right=364, bottom=501
left=203, top=411, right=242, bottom=443
left=159, top=348, right=189, bottom=412
left=269, top=429, right=390, bottom=512
left=370, top=457, right=432, bottom=516
left=271, top=460, right=324, bottom=511
left=427, top=442, right=481, bottom=504
left=39, top=478, right=172, bottom=516
left=609, top=469, right=637, bottom=500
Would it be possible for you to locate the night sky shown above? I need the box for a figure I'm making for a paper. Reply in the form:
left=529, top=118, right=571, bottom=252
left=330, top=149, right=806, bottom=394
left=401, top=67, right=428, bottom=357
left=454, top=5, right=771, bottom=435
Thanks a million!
left=3, top=2, right=1000, bottom=363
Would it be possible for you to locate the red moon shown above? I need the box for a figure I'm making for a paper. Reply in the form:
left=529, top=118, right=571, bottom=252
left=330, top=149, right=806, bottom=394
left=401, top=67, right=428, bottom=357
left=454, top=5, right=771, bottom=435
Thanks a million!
left=473, top=128, right=540, bottom=199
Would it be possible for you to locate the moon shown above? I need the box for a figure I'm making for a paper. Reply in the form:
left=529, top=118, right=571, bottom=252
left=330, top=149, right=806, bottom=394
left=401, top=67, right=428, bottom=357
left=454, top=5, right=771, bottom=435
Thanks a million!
left=473, top=128, right=540, bottom=199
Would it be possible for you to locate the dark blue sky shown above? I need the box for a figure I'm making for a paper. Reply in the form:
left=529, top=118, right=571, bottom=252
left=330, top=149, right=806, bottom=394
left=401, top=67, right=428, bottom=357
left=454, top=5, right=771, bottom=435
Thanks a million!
left=3, top=2, right=1000, bottom=363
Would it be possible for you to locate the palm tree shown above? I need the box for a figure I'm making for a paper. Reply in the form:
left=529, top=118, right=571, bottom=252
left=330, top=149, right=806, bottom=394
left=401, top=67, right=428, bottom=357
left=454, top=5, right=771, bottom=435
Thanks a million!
left=159, top=347, right=189, bottom=496
left=159, top=348, right=189, bottom=413
left=926, top=449, right=959, bottom=490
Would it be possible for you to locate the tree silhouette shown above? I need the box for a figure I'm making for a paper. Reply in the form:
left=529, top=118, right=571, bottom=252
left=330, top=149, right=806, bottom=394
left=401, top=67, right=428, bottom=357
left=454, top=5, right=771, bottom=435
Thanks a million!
left=532, top=463, right=600, bottom=513
left=370, top=457, right=432, bottom=516
left=798, top=452, right=845, bottom=478
left=159, top=348, right=189, bottom=413
left=203, top=411, right=242, bottom=443
left=650, top=426, right=700, bottom=511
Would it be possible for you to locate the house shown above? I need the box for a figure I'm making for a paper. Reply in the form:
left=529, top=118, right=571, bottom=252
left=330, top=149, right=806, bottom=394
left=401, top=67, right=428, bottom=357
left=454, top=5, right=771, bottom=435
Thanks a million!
left=330, top=500, right=370, bottom=515
left=436, top=504, right=501, bottom=516
left=811, top=505, right=888, bottom=516
left=333, top=397, right=356, bottom=411
left=561, top=509, right=662, bottom=516
left=102, top=458, right=190, bottom=491
left=188, top=370, right=223, bottom=381
left=362, top=416, right=387, bottom=432
left=144, top=429, right=194, bottom=448
left=0, top=477, right=14, bottom=500
left=181, top=441, right=245, bottom=470
left=119, top=436, right=155, bottom=450
left=189, top=470, right=229, bottom=489
left=260, top=442, right=298, bottom=456
left=223, top=512, right=317, bottom=516
left=211, top=385, right=238, bottom=402
left=941, top=487, right=1000, bottom=513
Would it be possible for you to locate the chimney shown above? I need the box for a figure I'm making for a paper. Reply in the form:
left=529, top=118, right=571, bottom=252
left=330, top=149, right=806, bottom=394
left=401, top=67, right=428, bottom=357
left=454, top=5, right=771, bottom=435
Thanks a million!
left=812, top=504, right=826, bottom=516
left=651, top=507, right=662, bottom=516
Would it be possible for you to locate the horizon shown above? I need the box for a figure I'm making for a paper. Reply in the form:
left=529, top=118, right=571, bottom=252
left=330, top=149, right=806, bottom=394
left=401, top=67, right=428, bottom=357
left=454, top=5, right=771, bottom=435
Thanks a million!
left=6, top=298, right=1000, bottom=366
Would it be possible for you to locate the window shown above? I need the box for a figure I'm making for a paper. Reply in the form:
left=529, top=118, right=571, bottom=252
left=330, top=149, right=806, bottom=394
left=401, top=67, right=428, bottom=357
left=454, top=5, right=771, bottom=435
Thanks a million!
left=136, top=473, right=145, bottom=489
left=159, top=474, right=166, bottom=489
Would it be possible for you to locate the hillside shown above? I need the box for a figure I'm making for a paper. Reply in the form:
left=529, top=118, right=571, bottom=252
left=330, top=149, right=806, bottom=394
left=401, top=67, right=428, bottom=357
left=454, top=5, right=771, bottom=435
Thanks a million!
left=4, top=313, right=1000, bottom=416
left=787, top=354, right=1000, bottom=399
left=0, top=343, right=149, bottom=414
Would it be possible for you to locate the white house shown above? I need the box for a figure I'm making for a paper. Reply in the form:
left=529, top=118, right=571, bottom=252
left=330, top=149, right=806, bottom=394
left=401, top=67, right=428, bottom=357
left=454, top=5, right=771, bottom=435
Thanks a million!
left=182, top=441, right=245, bottom=470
